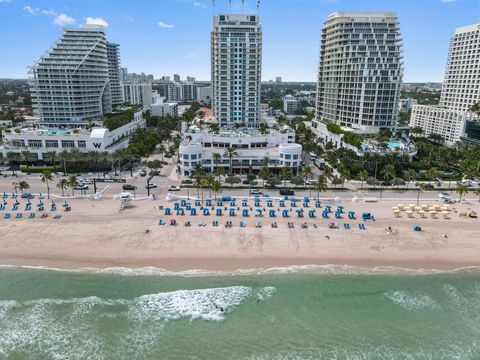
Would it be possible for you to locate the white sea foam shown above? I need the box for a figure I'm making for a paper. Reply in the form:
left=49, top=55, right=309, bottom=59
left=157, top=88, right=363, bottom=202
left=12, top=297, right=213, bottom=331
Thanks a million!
left=2, top=263, right=480, bottom=277
left=385, top=290, right=440, bottom=311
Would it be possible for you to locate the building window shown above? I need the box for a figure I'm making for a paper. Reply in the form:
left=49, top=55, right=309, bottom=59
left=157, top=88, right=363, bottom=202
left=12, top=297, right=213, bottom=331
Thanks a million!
left=11, top=140, right=25, bottom=147
left=61, top=140, right=75, bottom=148
left=27, top=140, right=43, bottom=148
left=293, top=154, right=298, bottom=160
left=191, top=154, right=197, bottom=160
left=183, top=154, right=189, bottom=160
left=45, top=140, right=59, bottom=148
left=285, top=154, right=291, bottom=160
left=77, top=141, right=86, bottom=148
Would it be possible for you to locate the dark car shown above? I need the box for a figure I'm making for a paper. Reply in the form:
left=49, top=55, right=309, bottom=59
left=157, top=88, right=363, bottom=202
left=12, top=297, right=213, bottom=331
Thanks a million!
left=279, top=189, right=294, bottom=196
left=242, top=179, right=251, bottom=184
left=181, top=179, right=193, bottom=185
left=122, top=184, right=137, bottom=191
left=139, top=170, right=147, bottom=177
left=424, top=184, right=434, bottom=189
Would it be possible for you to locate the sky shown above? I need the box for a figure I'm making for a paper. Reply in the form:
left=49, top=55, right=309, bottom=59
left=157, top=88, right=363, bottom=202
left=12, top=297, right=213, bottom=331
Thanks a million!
left=0, top=0, right=478, bottom=82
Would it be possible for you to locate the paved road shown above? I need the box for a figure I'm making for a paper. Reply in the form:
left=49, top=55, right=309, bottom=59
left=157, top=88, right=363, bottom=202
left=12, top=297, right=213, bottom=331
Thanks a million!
left=1, top=166, right=478, bottom=203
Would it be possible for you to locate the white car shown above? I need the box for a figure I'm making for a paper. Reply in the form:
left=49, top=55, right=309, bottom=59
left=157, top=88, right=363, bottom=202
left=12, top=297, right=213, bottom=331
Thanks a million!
left=306, top=179, right=317, bottom=185
left=80, top=179, right=93, bottom=185
left=168, top=185, right=180, bottom=191
left=439, top=192, right=451, bottom=200
left=249, top=188, right=262, bottom=195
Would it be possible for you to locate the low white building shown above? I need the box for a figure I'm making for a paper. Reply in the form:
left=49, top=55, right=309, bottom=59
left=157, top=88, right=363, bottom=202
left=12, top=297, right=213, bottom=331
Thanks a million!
left=1, top=110, right=145, bottom=160
left=409, top=105, right=475, bottom=145
left=399, top=98, right=418, bottom=112
left=178, top=123, right=302, bottom=176
left=0, top=120, right=13, bottom=128
left=283, top=95, right=301, bottom=115
left=150, top=98, right=178, bottom=117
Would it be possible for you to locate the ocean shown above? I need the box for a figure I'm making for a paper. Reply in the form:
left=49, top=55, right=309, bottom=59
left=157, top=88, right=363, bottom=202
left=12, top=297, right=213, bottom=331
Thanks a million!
left=0, top=266, right=479, bottom=359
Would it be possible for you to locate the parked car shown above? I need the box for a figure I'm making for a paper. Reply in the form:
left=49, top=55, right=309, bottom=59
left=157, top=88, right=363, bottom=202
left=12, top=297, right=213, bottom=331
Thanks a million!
left=242, top=179, right=251, bottom=185
left=305, top=179, right=317, bottom=185
left=73, top=184, right=88, bottom=190
left=181, top=179, right=193, bottom=185
left=121, top=164, right=132, bottom=171
left=139, top=170, right=147, bottom=177
left=168, top=185, right=180, bottom=191
left=145, top=183, right=158, bottom=190
left=424, top=184, right=434, bottom=189
left=80, top=178, right=93, bottom=185
left=279, top=189, right=294, bottom=196
left=249, top=188, right=262, bottom=195
left=122, top=184, right=137, bottom=191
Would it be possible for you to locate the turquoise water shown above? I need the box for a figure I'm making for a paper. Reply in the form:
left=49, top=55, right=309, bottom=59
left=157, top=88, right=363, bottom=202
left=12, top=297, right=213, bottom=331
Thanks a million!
left=388, top=141, right=401, bottom=148
left=0, top=266, right=479, bottom=359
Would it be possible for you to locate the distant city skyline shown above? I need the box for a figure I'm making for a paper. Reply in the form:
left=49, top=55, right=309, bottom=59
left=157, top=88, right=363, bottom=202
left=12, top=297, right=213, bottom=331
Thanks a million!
left=0, top=0, right=478, bottom=82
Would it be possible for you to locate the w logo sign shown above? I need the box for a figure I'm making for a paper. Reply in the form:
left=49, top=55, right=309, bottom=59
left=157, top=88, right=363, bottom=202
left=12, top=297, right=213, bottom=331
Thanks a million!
left=93, top=143, right=102, bottom=149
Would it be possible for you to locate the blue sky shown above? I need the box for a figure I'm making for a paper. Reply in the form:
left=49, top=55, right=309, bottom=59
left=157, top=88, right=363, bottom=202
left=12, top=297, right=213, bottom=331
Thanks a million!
left=0, top=0, right=478, bottom=82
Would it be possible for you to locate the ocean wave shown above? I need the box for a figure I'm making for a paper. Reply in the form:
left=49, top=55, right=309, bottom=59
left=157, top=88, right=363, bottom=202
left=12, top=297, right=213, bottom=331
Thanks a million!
left=384, top=290, right=440, bottom=311
left=2, top=263, right=480, bottom=277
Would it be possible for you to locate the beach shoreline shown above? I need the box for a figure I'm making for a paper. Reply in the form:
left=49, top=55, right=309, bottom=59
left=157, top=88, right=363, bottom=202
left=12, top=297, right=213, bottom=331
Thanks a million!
left=0, top=197, right=479, bottom=272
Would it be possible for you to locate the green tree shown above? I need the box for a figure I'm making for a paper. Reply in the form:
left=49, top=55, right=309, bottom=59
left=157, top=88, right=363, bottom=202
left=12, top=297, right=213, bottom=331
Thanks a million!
left=211, top=179, right=222, bottom=200
left=358, top=170, right=369, bottom=189
left=6, top=152, right=19, bottom=176
left=40, top=170, right=53, bottom=199
left=212, top=152, right=222, bottom=171
left=18, top=180, right=30, bottom=194
left=68, top=175, right=78, bottom=196
left=11, top=181, right=18, bottom=194
left=473, top=187, right=480, bottom=202
left=315, top=175, right=328, bottom=199
left=57, top=179, right=68, bottom=196
left=455, top=184, right=469, bottom=202
left=45, top=150, right=58, bottom=168
left=281, top=167, right=293, bottom=187
left=259, top=166, right=270, bottom=187
left=214, top=166, right=226, bottom=180
left=425, top=167, right=439, bottom=185
left=20, top=150, right=33, bottom=171
left=58, top=150, right=70, bottom=176
left=403, top=169, right=417, bottom=189
left=301, top=166, right=313, bottom=185
left=381, top=164, right=396, bottom=182
left=223, top=147, right=238, bottom=175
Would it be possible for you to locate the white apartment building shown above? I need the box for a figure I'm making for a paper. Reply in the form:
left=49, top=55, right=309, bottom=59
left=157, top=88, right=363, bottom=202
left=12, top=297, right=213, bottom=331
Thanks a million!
left=29, top=25, right=117, bottom=126
left=179, top=124, right=301, bottom=176
left=410, top=23, right=480, bottom=145
left=440, top=23, right=480, bottom=112
left=399, top=98, right=418, bottom=112
left=0, top=111, right=145, bottom=160
left=197, top=86, right=212, bottom=105
left=283, top=95, right=301, bottom=115
left=150, top=99, right=178, bottom=117
left=122, top=83, right=153, bottom=109
left=211, top=14, right=262, bottom=128
left=106, top=42, right=123, bottom=106
left=410, top=105, right=474, bottom=145
left=312, top=12, right=403, bottom=135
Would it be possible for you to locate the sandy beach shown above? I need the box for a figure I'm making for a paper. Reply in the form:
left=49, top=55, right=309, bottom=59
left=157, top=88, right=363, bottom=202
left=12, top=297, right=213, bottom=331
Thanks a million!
left=0, top=196, right=479, bottom=271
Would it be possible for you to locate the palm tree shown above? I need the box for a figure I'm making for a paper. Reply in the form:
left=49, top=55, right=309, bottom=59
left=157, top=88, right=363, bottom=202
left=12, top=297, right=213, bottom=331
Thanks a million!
left=259, top=166, right=270, bottom=187
left=337, top=165, right=350, bottom=187
left=403, top=169, right=417, bottom=189
left=56, top=179, right=68, bottom=196
left=57, top=150, right=70, bottom=176
left=323, top=166, right=333, bottom=180
left=212, top=152, right=222, bottom=171
left=473, top=188, right=480, bottom=202
left=455, top=184, right=469, bottom=202
left=211, top=180, right=222, bottom=200
left=6, top=152, right=19, bottom=176
left=88, top=151, right=101, bottom=177
left=416, top=183, right=427, bottom=205
left=193, top=174, right=204, bottom=200
left=20, top=150, right=33, bottom=171
left=223, top=147, right=238, bottom=175
left=425, top=167, right=439, bottom=185
left=69, top=148, right=83, bottom=175
left=301, top=166, right=313, bottom=185
left=214, top=166, right=226, bottom=180
left=40, top=170, right=53, bottom=199
left=68, top=175, right=78, bottom=196
left=315, top=175, right=327, bottom=199
left=12, top=181, right=18, bottom=194
left=45, top=150, right=58, bottom=169
left=261, top=156, right=270, bottom=168
left=281, top=167, right=293, bottom=187
left=381, top=164, right=396, bottom=183
left=358, top=170, right=369, bottom=189
left=18, top=180, right=30, bottom=194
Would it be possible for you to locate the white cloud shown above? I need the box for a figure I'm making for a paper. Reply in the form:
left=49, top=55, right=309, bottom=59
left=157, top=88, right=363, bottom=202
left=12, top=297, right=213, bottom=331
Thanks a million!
left=54, top=13, right=76, bottom=26
left=85, top=17, right=109, bottom=27
left=193, top=1, right=207, bottom=8
left=439, top=0, right=458, bottom=2
left=158, top=21, right=174, bottom=29
left=186, top=51, right=201, bottom=60
left=23, top=5, right=39, bottom=14
left=123, top=15, right=135, bottom=23
left=0, top=0, right=11, bottom=3
left=41, top=9, right=57, bottom=16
